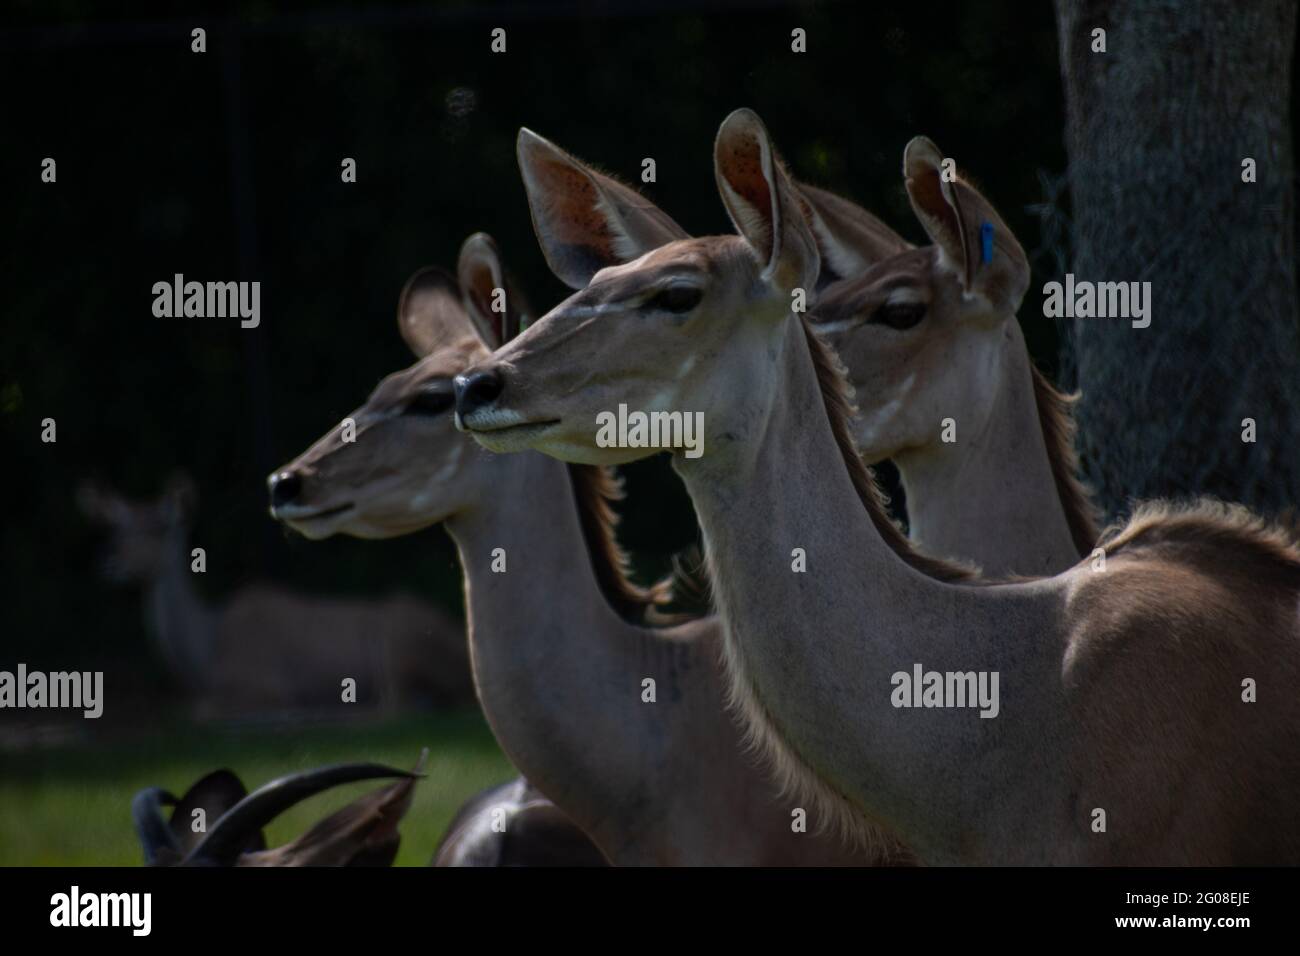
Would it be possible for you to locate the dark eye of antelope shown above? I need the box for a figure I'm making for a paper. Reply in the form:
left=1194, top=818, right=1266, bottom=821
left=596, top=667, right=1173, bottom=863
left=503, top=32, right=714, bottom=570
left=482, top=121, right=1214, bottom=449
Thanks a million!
left=403, top=382, right=455, bottom=416
left=645, top=283, right=703, bottom=315
left=870, top=301, right=927, bottom=331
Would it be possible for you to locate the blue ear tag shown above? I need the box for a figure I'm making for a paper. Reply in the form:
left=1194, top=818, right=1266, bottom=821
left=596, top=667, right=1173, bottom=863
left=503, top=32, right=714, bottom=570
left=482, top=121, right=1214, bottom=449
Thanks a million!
left=980, top=222, right=994, bottom=265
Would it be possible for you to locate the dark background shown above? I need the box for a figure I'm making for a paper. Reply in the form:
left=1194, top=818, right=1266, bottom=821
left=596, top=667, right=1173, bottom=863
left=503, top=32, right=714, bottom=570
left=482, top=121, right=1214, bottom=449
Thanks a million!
left=4, top=0, right=1068, bottom=701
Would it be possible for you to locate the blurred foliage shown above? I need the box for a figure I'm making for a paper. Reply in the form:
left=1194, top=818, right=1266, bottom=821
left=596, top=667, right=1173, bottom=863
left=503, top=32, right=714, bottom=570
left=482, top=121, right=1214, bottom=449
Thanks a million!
left=2, top=0, right=1064, bottom=698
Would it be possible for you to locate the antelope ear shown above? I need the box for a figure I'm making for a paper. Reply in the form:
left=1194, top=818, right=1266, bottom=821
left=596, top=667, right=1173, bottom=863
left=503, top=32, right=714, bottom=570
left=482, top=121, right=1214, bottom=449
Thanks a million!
left=396, top=266, right=472, bottom=359
left=797, top=183, right=912, bottom=282
left=903, top=137, right=1029, bottom=309
left=169, top=770, right=263, bottom=857
left=456, top=233, right=529, bottom=349
left=517, top=128, right=689, bottom=290
left=714, top=108, right=820, bottom=295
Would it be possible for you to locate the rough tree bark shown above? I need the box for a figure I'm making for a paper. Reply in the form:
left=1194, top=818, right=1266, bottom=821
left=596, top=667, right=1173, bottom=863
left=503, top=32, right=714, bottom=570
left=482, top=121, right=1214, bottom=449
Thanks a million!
left=1054, top=0, right=1300, bottom=519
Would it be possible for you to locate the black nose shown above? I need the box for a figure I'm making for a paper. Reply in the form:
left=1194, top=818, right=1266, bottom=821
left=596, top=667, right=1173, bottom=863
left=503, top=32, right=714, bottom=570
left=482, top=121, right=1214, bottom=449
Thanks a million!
left=454, top=369, right=504, bottom=417
left=268, top=470, right=302, bottom=509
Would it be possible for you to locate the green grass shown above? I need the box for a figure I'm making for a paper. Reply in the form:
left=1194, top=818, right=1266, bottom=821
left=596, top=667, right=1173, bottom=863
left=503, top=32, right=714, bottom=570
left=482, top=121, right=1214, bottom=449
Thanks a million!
left=0, top=710, right=516, bottom=866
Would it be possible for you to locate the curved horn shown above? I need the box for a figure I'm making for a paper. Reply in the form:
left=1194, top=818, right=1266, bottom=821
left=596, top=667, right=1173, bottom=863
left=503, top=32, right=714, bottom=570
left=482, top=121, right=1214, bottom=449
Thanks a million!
left=183, top=762, right=420, bottom=866
left=131, top=786, right=180, bottom=866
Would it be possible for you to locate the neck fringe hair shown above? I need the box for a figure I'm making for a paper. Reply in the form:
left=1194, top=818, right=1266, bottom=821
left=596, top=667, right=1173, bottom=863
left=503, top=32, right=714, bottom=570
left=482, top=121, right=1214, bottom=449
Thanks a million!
left=710, top=318, right=987, bottom=862
left=1030, top=365, right=1100, bottom=556
left=801, top=318, right=978, bottom=583
left=567, top=463, right=677, bottom=623
left=665, top=541, right=714, bottom=614
left=710, top=319, right=1300, bottom=858
left=718, top=322, right=1300, bottom=858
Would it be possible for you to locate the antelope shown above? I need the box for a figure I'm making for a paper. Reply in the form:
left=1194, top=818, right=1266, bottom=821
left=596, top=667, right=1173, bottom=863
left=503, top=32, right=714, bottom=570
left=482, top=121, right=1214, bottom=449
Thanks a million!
left=78, top=476, right=471, bottom=716
left=799, top=184, right=1097, bottom=575
left=133, top=752, right=424, bottom=866
left=269, top=233, right=876, bottom=865
left=455, top=109, right=1300, bottom=864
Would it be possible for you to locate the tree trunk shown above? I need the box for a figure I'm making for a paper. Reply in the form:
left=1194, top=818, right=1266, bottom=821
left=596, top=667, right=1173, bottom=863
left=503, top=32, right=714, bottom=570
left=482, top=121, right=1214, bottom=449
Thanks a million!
left=1054, top=0, right=1300, bottom=520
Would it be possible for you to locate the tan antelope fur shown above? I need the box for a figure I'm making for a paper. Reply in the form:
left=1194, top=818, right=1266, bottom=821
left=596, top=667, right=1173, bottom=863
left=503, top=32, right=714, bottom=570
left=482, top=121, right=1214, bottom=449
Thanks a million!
left=271, top=233, right=875, bottom=865
left=456, top=110, right=1300, bottom=864
left=78, top=476, right=470, bottom=715
left=801, top=177, right=1097, bottom=575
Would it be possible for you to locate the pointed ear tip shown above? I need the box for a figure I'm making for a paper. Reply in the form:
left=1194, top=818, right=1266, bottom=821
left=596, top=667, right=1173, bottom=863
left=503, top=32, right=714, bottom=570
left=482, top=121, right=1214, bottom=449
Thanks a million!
left=403, top=264, right=457, bottom=293
left=903, top=136, right=944, bottom=174
left=516, top=127, right=560, bottom=162
left=398, top=265, right=459, bottom=317
left=459, top=236, right=506, bottom=296
left=718, top=107, right=767, bottom=141
left=459, top=232, right=498, bottom=259
left=724, top=106, right=760, bottom=124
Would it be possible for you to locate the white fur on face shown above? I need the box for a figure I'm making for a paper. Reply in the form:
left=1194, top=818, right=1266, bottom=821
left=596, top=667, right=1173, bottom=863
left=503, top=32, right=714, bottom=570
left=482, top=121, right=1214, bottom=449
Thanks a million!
left=427, top=438, right=465, bottom=487
left=885, top=286, right=926, bottom=308
left=460, top=406, right=529, bottom=431
left=858, top=371, right=916, bottom=448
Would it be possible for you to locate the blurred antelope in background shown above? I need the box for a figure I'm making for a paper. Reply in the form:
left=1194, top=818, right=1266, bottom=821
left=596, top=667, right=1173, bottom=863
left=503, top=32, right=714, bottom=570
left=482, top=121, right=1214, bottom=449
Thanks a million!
left=455, top=109, right=1300, bottom=864
left=78, top=476, right=471, bottom=716
left=133, top=752, right=425, bottom=866
left=269, top=232, right=875, bottom=865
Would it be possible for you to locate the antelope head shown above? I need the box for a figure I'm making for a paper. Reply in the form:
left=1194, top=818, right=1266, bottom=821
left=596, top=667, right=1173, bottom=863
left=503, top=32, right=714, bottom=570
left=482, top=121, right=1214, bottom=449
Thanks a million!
left=454, top=110, right=820, bottom=468
left=132, top=752, right=426, bottom=867
left=805, top=138, right=1031, bottom=464
left=268, top=233, right=530, bottom=539
left=77, top=474, right=196, bottom=582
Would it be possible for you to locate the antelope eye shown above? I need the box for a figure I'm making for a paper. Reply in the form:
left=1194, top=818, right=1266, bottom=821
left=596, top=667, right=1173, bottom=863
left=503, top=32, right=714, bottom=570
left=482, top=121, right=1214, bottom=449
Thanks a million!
left=404, top=383, right=455, bottom=416
left=870, top=301, right=927, bottom=331
left=647, top=284, right=703, bottom=314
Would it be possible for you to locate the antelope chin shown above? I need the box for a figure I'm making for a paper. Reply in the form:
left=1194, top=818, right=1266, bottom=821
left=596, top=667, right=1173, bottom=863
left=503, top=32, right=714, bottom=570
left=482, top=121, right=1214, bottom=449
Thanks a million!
left=272, top=502, right=355, bottom=540
left=459, top=410, right=561, bottom=453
